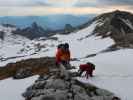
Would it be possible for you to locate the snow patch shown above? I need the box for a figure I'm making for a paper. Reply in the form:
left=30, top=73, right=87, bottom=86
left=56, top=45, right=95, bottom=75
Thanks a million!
left=74, top=49, right=133, bottom=100
left=0, top=76, right=38, bottom=100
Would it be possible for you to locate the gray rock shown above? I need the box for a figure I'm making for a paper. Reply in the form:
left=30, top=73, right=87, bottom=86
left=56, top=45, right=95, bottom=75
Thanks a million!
left=96, top=89, right=114, bottom=96
left=69, top=71, right=79, bottom=77
left=53, top=79, right=67, bottom=89
left=65, top=81, right=71, bottom=88
left=35, top=89, right=55, bottom=96
left=91, top=96, right=113, bottom=100
left=21, top=58, right=118, bottom=100
left=26, top=85, right=33, bottom=91
left=59, top=64, right=70, bottom=80
left=90, top=92, right=96, bottom=97
left=45, top=79, right=67, bottom=90
left=32, top=95, right=55, bottom=100
left=33, top=81, right=46, bottom=89
left=72, top=85, right=86, bottom=94
left=43, top=89, right=55, bottom=95
left=74, top=93, right=91, bottom=100
left=38, top=75, right=50, bottom=81
left=13, top=68, right=32, bottom=79
left=22, top=90, right=36, bottom=98
left=72, top=85, right=91, bottom=100
left=54, top=90, right=68, bottom=100
left=67, top=93, right=73, bottom=98
left=41, top=96, right=56, bottom=100
left=32, top=90, right=68, bottom=100
left=45, top=79, right=54, bottom=89
left=70, top=78, right=76, bottom=84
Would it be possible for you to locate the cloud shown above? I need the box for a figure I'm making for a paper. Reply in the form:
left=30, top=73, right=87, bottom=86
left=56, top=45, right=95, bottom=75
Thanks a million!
left=75, top=0, right=133, bottom=7
left=0, top=0, right=133, bottom=7
left=75, top=0, right=97, bottom=7
left=0, top=6, right=133, bottom=16
left=0, top=0, right=133, bottom=16
left=0, top=0, right=50, bottom=6
left=0, top=7, right=99, bottom=16
left=98, top=0, right=133, bottom=6
left=0, top=0, right=78, bottom=7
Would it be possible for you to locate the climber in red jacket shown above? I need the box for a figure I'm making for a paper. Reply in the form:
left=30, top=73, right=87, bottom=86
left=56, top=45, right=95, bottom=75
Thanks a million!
left=78, top=62, right=95, bottom=79
left=56, top=43, right=71, bottom=68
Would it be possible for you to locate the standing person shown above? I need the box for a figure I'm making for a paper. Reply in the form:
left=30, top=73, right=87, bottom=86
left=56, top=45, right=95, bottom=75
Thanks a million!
left=56, top=43, right=71, bottom=69
left=56, top=43, right=64, bottom=66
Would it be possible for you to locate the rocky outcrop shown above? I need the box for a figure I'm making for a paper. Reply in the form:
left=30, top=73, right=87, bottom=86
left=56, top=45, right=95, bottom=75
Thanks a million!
left=92, top=10, right=133, bottom=49
left=0, top=31, right=4, bottom=40
left=13, top=68, right=33, bottom=79
left=22, top=64, right=119, bottom=100
left=0, top=57, right=56, bottom=80
left=2, top=23, right=16, bottom=28
left=12, top=22, right=48, bottom=39
left=0, top=57, right=120, bottom=100
left=12, top=22, right=78, bottom=39
left=64, top=24, right=75, bottom=34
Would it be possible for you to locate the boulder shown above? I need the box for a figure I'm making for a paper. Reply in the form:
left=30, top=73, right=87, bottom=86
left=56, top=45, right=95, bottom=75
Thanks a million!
left=31, top=90, right=68, bottom=100
left=32, top=81, right=46, bottom=89
left=13, top=68, right=33, bottom=79
left=74, top=94, right=91, bottom=100
left=95, top=88, right=114, bottom=96
left=45, top=79, right=67, bottom=90
left=32, top=95, right=56, bottom=100
left=91, top=96, right=113, bottom=100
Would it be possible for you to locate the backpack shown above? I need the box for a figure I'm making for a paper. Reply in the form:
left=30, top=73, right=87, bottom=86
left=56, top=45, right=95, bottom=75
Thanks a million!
left=57, top=44, right=64, bottom=49
left=87, top=62, right=95, bottom=70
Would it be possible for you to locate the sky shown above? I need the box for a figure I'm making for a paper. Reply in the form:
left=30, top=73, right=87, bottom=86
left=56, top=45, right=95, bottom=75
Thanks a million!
left=0, top=0, right=133, bottom=16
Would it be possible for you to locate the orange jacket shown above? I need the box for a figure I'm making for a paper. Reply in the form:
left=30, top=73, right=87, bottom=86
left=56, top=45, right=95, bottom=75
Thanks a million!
left=56, top=48, right=70, bottom=64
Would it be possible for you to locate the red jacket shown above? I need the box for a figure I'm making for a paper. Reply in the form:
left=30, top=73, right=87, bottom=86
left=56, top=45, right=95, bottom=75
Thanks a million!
left=80, top=64, right=94, bottom=76
left=56, top=48, right=70, bottom=64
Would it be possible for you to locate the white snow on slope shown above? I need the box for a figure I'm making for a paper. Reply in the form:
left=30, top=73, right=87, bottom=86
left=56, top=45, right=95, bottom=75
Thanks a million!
left=0, top=26, right=33, bottom=58
left=2, top=20, right=131, bottom=100
left=0, top=76, right=38, bottom=100
left=52, top=21, right=114, bottom=58
left=75, top=49, right=133, bottom=100
left=0, top=21, right=114, bottom=66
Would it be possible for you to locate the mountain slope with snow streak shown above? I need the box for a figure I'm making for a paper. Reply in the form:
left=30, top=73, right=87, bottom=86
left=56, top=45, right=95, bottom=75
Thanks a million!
left=76, top=49, right=133, bottom=100
left=1, top=17, right=133, bottom=100
left=0, top=21, right=114, bottom=66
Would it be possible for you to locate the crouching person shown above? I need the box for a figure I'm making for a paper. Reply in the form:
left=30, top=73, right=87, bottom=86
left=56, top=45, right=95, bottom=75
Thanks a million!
left=78, top=62, right=95, bottom=79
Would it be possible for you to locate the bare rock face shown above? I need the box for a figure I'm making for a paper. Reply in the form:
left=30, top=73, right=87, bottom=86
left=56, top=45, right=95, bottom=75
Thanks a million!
left=0, top=31, right=5, bottom=40
left=22, top=64, right=119, bottom=100
left=12, top=22, right=48, bottom=39
left=92, top=10, right=133, bottom=49
left=0, top=57, right=56, bottom=80
left=0, top=57, right=120, bottom=100
left=13, top=68, right=33, bottom=79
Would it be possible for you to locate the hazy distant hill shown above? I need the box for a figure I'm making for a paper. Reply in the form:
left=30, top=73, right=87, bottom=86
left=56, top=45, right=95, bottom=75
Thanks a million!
left=0, top=14, right=95, bottom=30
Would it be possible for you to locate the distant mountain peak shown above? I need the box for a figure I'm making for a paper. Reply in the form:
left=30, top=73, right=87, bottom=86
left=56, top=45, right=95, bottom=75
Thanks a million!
left=12, top=22, right=48, bottom=39
left=2, top=23, right=16, bottom=28
left=31, top=22, right=39, bottom=29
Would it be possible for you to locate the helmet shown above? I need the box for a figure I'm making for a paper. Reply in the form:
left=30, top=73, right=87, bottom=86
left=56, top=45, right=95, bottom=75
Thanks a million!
left=64, top=43, right=69, bottom=49
left=57, top=44, right=64, bottom=49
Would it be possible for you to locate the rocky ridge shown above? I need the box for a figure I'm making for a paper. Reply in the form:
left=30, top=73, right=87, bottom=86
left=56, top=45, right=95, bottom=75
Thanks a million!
left=0, top=57, right=120, bottom=100
left=92, top=10, right=133, bottom=48
left=20, top=59, right=119, bottom=100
